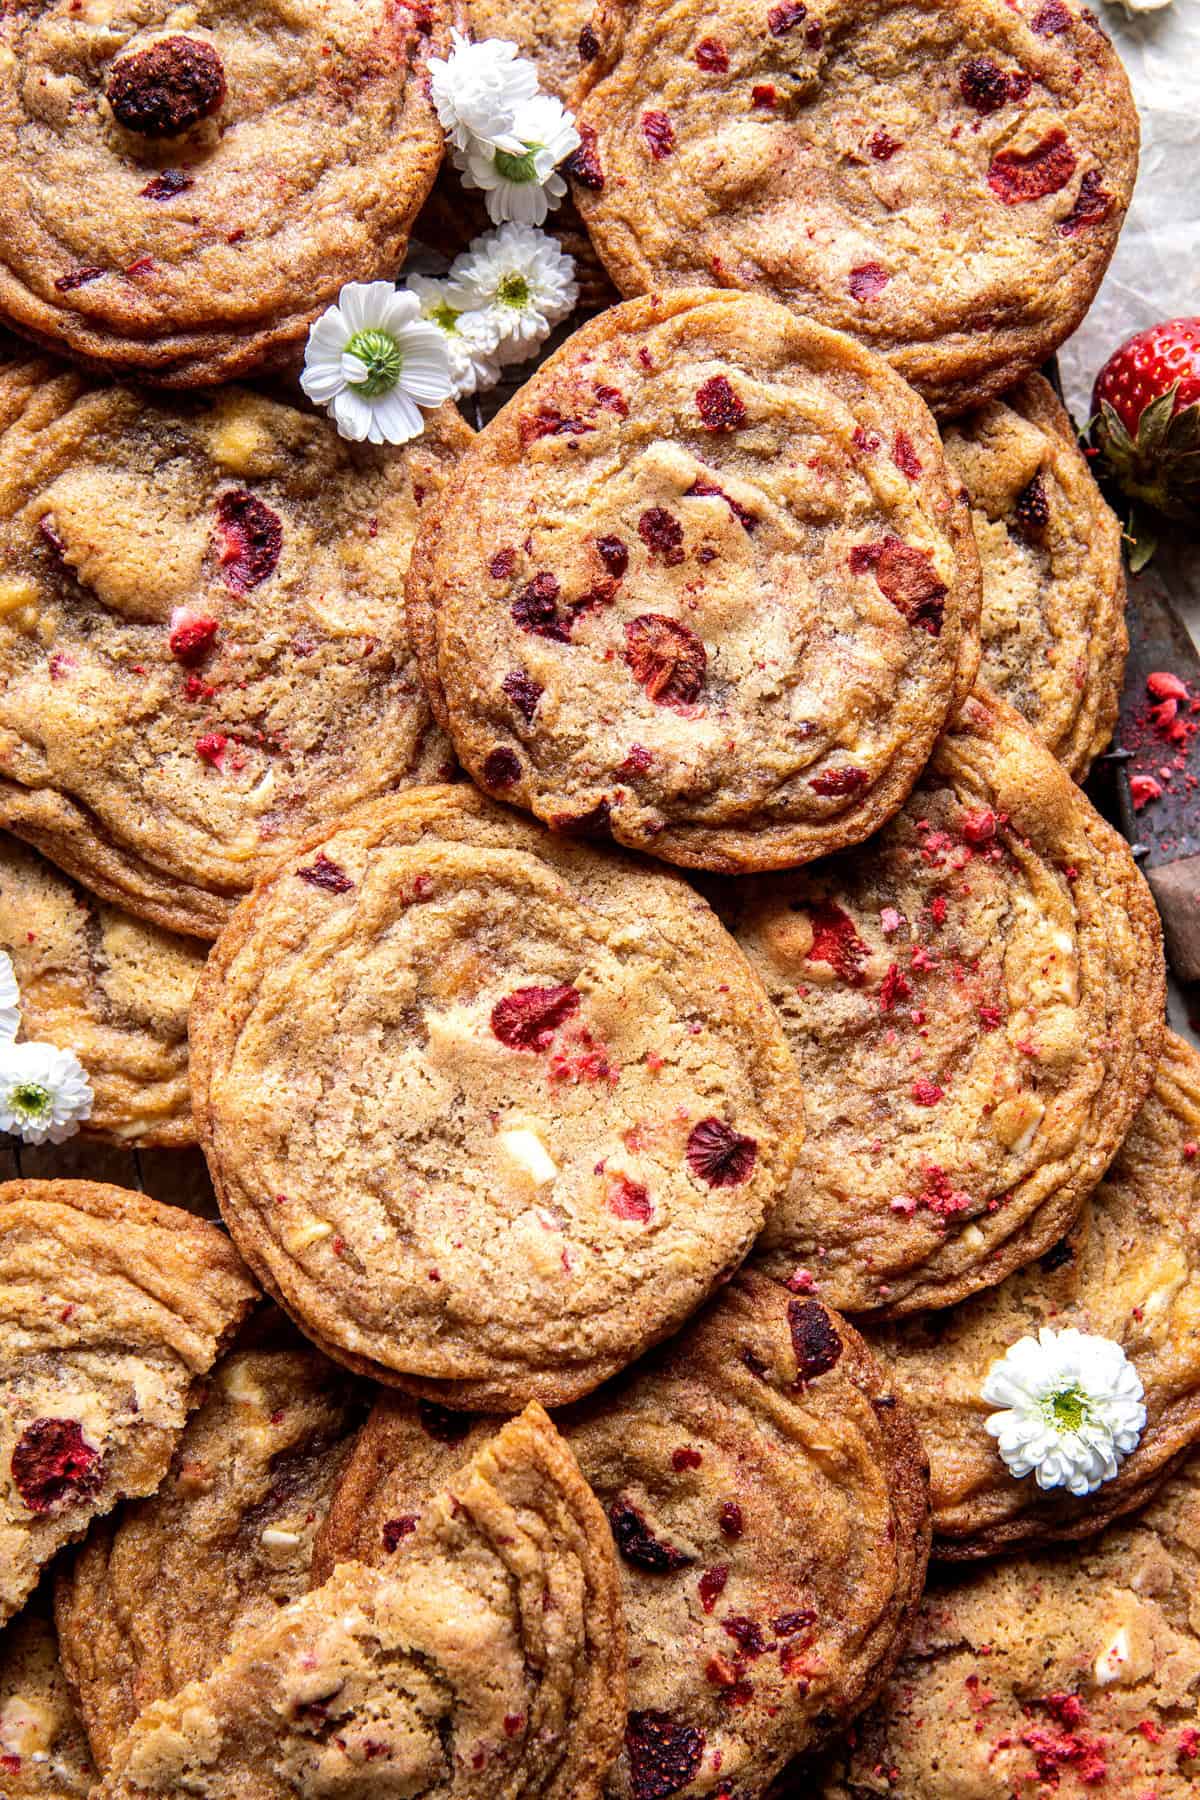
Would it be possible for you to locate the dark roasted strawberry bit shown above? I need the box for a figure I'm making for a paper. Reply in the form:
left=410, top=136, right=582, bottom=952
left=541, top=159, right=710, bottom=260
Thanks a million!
left=11, top=1419, right=104, bottom=1514
left=297, top=853, right=354, bottom=895
left=518, top=407, right=595, bottom=446
left=417, top=1400, right=473, bottom=1443
left=624, top=615, right=707, bottom=705
left=672, top=1446, right=703, bottom=1471
left=959, top=55, right=1009, bottom=112
left=578, top=22, right=599, bottom=59
left=768, top=0, right=807, bottom=32
left=806, top=900, right=868, bottom=982
left=140, top=167, right=194, bottom=200
left=788, top=1299, right=843, bottom=1380
left=773, top=1608, right=816, bottom=1635
left=489, top=547, right=516, bottom=579
left=512, top=571, right=569, bottom=640
left=1059, top=168, right=1112, bottom=237
left=988, top=130, right=1077, bottom=204
left=609, top=1175, right=652, bottom=1221
left=595, top=535, right=629, bottom=580
left=382, top=1515, right=418, bottom=1551
left=698, top=1565, right=728, bottom=1612
left=491, top=984, right=581, bottom=1051
left=213, top=490, right=282, bottom=593
left=696, top=375, right=746, bottom=431
left=857, top=536, right=948, bottom=635
left=482, top=747, right=522, bottom=788
left=686, top=1118, right=758, bottom=1187
left=892, top=431, right=922, bottom=478
left=550, top=799, right=612, bottom=838
left=723, top=1616, right=771, bottom=1657
left=566, top=125, right=605, bottom=190
left=869, top=129, right=901, bottom=161
left=719, top=1500, right=744, bottom=1539
left=1014, top=471, right=1051, bottom=537
left=107, top=35, right=226, bottom=136
left=687, top=474, right=757, bottom=532
left=55, top=267, right=105, bottom=291
left=625, top=1712, right=705, bottom=1800
left=809, top=765, right=869, bottom=796
left=752, top=84, right=776, bottom=108
left=641, top=110, right=676, bottom=159
left=502, top=670, right=543, bottom=722
left=638, top=507, right=685, bottom=566
left=695, top=36, right=729, bottom=71
left=610, top=1500, right=695, bottom=1572
left=848, top=262, right=890, bottom=302
left=168, top=615, right=218, bottom=664
left=595, top=383, right=628, bottom=416
left=195, top=731, right=227, bottom=768
left=38, top=515, right=67, bottom=559
left=1032, top=0, right=1072, bottom=34
left=805, top=18, right=823, bottom=45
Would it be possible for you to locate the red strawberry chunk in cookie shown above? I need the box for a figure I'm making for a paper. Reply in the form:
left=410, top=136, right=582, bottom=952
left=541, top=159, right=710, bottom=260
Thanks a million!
left=988, top=130, right=1077, bottom=205
left=490, top=984, right=581, bottom=1051
left=10, top=1418, right=105, bottom=1514
left=624, top=615, right=707, bottom=705
left=212, top=490, right=282, bottom=593
left=686, top=1117, right=758, bottom=1186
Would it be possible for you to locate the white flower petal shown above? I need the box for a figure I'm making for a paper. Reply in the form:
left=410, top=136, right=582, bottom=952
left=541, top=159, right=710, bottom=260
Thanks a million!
left=0, top=952, right=19, bottom=1042
left=982, top=1326, right=1144, bottom=1495
left=0, top=1039, right=92, bottom=1145
left=370, top=388, right=425, bottom=445
left=331, top=389, right=375, bottom=442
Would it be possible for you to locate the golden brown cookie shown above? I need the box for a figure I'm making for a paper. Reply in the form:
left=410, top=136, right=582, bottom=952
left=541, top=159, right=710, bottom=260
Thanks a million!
left=0, top=360, right=468, bottom=938
left=54, top=1329, right=362, bottom=1773
left=0, top=1180, right=257, bottom=1627
left=0, top=834, right=205, bottom=1146
left=407, top=288, right=982, bottom=873
left=0, top=1, right=447, bottom=385
left=97, top=1404, right=627, bottom=1800
left=942, top=374, right=1126, bottom=778
left=468, top=0, right=597, bottom=102
left=0, top=1600, right=95, bottom=1799
left=569, top=0, right=1139, bottom=416
left=811, top=1443, right=1200, bottom=1800
left=855, top=1032, right=1200, bottom=1560
left=728, top=690, right=1164, bottom=1316
left=190, top=783, right=805, bottom=1408
left=313, top=1271, right=929, bottom=1799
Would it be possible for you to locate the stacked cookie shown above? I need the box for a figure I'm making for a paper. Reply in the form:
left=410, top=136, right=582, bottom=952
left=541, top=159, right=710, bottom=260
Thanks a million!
left=1, top=3, right=1195, bottom=1799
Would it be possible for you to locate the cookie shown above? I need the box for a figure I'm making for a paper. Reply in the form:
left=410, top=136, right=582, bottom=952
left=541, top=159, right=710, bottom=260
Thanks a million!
left=97, top=1403, right=627, bottom=1800
left=470, top=0, right=598, bottom=102
left=0, top=834, right=205, bottom=1146
left=190, top=783, right=805, bottom=1408
left=729, top=690, right=1164, bottom=1316
left=0, top=1, right=446, bottom=386
left=0, top=1180, right=258, bottom=1626
left=0, top=1601, right=96, bottom=1799
left=941, top=374, right=1126, bottom=778
left=407, top=288, right=982, bottom=873
left=54, top=1330, right=362, bottom=1773
left=813, top=1444, right=1200, bottom=1800
left=0, top=359, right=468, bottom=937
left=569, top=0, right=1138, bottom=417
left=853, top=1031, right=1200, bottom=1561
left=313, top=1270, right=929, bottom=1797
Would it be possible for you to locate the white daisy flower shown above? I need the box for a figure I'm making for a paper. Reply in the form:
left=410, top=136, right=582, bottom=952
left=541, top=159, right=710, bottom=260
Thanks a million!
left=0, top=951, right=19, bottom=1041
left=405, top=274, right=502, bottom=398
left=450, top=224, right=579, bottom=366
left=300, top=282, right=453, bottom=446
left=0, top=1039, right=93, bottom=1145
left=455, top=93, right=581, bottom=227
left=428, top=30, right=539, bottom=155
left=982, top=1325, right=1146, bottom=1497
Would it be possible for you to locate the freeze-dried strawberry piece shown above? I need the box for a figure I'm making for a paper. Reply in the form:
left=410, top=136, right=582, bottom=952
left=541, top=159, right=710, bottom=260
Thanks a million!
left=1032, top=0, right=1071, bottom=35
left=638, top=507, right=686, bottom=566
left=213, top=490, right=282, bottom=593
left=512, top=572, right=569, bottom=640
left=609, top=1175, right=652, bottom=1221
left=696, top=375, right=746, bottom=431
left=959, top=55, right=1009, bottom=112
left=870, top=129, right=901, bottom=161
left=417, top=1400, right=473, bottom=1443
left=297, top=853, right=354, bottom=894
left=11, top=1419, right=104, bottom=1514
left=686, top=1118, right=758, bottom=1187
left=916, top=1165, right=971, bottom=1217
left=723, top=1615, right=771, bottom=1656
left=550, top=800, right=612, bottom=837
left=578, top=22, right=599, bottom=59
left=195, top=732, right=228, bottom=767
left=382, top=1516, right=418, bottom=1551
left=566, top=125, right=605, bottom=190
left=621, top=744, right=654, bottom=774
left=687, top=474, right=757, bottom=532
left=518, top=408, right=595, bottom=446
left=672, top=1446, right=702, bottom=1471
left=911, top=1078, right=945, bottom=1106
left=719, top=1500, right=744, bottom=1538
left=596, top=534, right=629, bottom=576
left=1059, top=168, right=1112, bottom=237
left=625, top=1712, right=705, bottom=1800
left=641, top=110, right=676, bottom=159
left=855, top=536, right=947, bottom=635
left=698, top=1565, right=728, bottom=1612
left=752, top=83, right=776, bottom=108
left=1014, top=471, right=1051, bottom=537
left=107, top=35, right=226, bottom=137
left=806, top=900, right=868, bottom=982
left=482, top=747, right=522, bottom=788
left=773, top=1608, right=816, bottom=1635
left=892, top=431, right=922, bottom=479
left=624, top=615, right=707, bottom=705
left=502, top=670, right=543, bottom=722
left=988, top=130, right=1077, bottom=204
left=848, top=262, right=890, bottom=302
left=489, top=548, right=516, bottom=580
left=168, top=615, right=218, bottom=664
left=140, top=167, right=194, bottom=200
left=491, top=984, right=581, bottom=1051
left=768, top=1, right=807, bottom=32
left=961, top=807, right=997, bottom=845
left=609, top=1500, right=695, bottom=1572
left=595, top=384, right=628, bottom=416
left=695, top=37, right=729, bottom=71
left=809, top=765, right=869, bottom=796
left=787, top=1299, right=843, bottom=1380
left=879, top=962, right=912, bottom=1012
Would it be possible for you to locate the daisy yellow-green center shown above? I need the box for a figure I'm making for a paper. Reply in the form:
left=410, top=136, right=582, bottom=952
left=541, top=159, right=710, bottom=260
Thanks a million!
left=11, top=1081, right=50, bottom=1119
left=493, top=143, right=541, bottom=185
left=431, top=301, right=461, bottom=334
left=345, top=328, right=402, bottom=397
left=496, top=274, right=530, bottom=309
left=1043, top=1385, right=1089, bottom=1433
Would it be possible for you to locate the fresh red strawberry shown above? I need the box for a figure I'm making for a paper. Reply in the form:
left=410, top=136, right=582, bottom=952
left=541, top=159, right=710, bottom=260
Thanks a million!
left=1091, top=317, right=1200, bottom=526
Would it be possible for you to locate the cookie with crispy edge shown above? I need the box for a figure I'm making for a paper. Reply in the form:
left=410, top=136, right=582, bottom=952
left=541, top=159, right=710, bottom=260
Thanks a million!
left=0, top=1598, right=96, bottom=1798
left=407, top=288, right=981, bottom=873
left=0, top=359, right=468, bottom=938
left=569, top=0, right=1138, bottom=417
left=313, top=1271, right=930, bottom=1799
left=734, top=690, right=1163, bottom=1317
left=0, top=834, right=205, bottom=1146
left=0, top=1, right=448, bottom=386
left=0, top=1181, right=258, bottom=1627
left=97, top=1404, right=626, bottom=1800
left=942, top=373, right=1126, bottom=778
left=190, top=783, right=805, bottom=1408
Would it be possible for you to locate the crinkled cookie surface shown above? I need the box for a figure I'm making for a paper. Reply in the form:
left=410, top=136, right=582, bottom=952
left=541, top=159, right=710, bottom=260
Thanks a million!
left=570, top=0, right=1138, bottom=414
left=408, top=289, right=981, bottom=872
left=0, top=1602, right=95, bottom=1799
